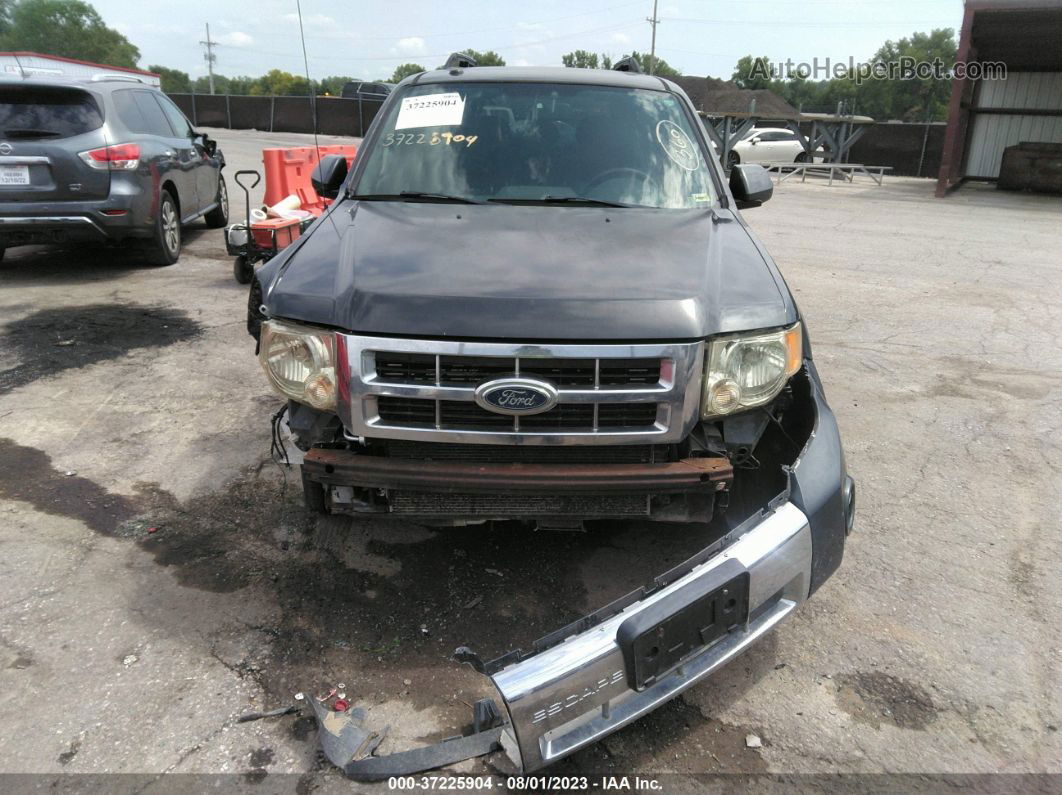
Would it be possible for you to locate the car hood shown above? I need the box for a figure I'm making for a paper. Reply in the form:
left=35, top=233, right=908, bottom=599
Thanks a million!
left=262, top=200, right=795, bottom=340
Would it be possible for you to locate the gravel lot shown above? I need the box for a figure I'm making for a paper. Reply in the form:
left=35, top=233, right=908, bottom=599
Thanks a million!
left=0, top=127, right=1058, bottom=788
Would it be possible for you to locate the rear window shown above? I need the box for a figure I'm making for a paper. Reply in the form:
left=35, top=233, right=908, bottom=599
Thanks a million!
left=0, top=86, right=104, bottom=139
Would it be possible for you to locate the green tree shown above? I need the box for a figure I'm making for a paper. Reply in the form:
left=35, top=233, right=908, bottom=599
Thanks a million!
left=389, top=63, right=424, bottom=82
left=149, top=64, right=191, bottom=93
left=317, top=75, right=355, bottom=95
left=627, top=50, right=680, bottom=78
left=454, top=48, right=505, bottom=67
left=730, top=28, right=957, bottom=120
left=0, top=0, right=13, bottom=36
left=861, top=28, right=956, bottom=120
left=0, top=0, right=139, bottom=67
left=248, top=69, right=311, bottom=96
left=561, top=50, right=599, bottom=69
left=731, top=55, right=775, bottom=90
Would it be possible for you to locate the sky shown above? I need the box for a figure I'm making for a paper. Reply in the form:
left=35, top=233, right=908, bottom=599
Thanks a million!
left=93, top=0, right=965, bottom=83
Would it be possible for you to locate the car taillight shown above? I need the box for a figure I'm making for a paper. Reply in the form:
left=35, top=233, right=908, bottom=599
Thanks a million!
left=78, top=143, right=140, bottom=171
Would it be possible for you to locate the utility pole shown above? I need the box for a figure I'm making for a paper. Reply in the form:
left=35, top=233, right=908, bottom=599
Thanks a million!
left=647, top=0, right=660, bottom=75
left=200, top=23, right=217, bottom=95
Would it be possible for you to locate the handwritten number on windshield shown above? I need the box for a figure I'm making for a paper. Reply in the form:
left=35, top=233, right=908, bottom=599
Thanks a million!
left=381, top=132, right=478, bottom=148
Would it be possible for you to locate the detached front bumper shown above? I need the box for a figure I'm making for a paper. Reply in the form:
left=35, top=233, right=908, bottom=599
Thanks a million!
left=487, top=500, right=811, bottom=771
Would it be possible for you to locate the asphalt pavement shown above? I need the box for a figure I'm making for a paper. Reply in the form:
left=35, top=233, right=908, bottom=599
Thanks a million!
left=0, top=127, right=1058, bottom=788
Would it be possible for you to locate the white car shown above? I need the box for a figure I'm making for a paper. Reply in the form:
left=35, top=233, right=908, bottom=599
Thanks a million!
left=726, top=127, right=816, bottom=168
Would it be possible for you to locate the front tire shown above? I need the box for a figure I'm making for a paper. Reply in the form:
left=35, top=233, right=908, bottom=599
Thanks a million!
left=204, top=174, right=229, bottom=228
left=147, top=190, right=181, bottom=266
left=726, top=150, right=740, bottom=169
left=795, top=152, right=808, bottom=163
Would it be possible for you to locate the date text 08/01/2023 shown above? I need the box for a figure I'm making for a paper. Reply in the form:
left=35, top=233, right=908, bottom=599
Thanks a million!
left=385, top=775, right=663, bottom=790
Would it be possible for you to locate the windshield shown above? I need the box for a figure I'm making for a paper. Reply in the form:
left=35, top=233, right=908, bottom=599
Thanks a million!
left=353, top=81, right=716, bottom=209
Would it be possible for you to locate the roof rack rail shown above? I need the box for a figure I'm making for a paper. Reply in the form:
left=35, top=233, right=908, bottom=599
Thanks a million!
left=444, top=52, right=477, bottom=69
left=90, top=74, right=145, bottom=84
left=612, top=56, right=643, bottom=74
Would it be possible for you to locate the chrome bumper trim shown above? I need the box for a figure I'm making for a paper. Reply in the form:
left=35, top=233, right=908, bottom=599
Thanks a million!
left=0, top=215, right=105, bottom=234
left=489, top=501, right=812, bottom=771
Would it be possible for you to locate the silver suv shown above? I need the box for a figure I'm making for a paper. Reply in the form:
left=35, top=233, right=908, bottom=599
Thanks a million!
left=0, top=76, right=228, bottom=265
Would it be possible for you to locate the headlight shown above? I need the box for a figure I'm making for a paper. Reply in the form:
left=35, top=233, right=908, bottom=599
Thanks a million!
left=259, top=320, right=337, bottom=410
left=702, top=322, right=802, bottom=418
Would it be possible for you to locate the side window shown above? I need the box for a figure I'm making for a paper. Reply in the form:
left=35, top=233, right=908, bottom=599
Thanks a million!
left=112, top=89, right=147, bottom=132
left=129, top=90, right=174, bottom=136
left=154, top=93, right=193, bottom=138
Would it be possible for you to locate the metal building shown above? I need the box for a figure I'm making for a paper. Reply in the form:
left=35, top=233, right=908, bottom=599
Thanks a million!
left=936, top=0, right=1062, bottom=195
left=0, top=52, right=160, bottom=87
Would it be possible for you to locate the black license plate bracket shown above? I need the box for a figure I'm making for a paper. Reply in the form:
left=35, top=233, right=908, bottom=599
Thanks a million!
left=617, top=558, right=749, bottom=691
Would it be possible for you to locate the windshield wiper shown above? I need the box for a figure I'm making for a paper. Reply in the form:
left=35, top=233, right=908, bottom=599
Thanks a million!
left=351, top=191, right=484, bottom=205
left=488, top=196, right=631, bottom=208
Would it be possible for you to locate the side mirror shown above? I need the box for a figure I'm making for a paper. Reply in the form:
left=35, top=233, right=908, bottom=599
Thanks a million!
left=311, top=154, right=349, bottom=200
left=195, top=133, right=217, bottom=156
left=749, top=137, right=760, bottom=145
left=729, top=164, right=773, bottom=209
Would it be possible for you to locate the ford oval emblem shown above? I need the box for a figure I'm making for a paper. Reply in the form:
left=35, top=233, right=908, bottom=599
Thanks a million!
left=474, top=378, right=558, bottom=416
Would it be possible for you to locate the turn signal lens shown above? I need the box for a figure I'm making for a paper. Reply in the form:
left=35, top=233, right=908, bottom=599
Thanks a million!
left=701, top=322, right=802, bottom=419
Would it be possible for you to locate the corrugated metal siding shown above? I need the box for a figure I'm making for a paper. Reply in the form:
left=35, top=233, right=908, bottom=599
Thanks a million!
left=965, top=72, right=1062, bottom=178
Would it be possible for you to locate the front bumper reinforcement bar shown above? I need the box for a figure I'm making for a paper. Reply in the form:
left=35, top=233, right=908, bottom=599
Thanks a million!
left=302, top=448, right=733, bottom=494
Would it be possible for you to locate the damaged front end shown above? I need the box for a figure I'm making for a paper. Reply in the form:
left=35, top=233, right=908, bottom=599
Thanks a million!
left=305, top=365, right=854, bottom=777
left=458, top=364, right=852, bottom=772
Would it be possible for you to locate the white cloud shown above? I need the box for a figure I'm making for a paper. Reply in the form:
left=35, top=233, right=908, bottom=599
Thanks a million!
left=517, top=21, right=546, bottom=32
left=393, top=36, right=427, bottom=56
left=281, top=12, right=337, bottom=30
left=217, top=31, right=254, bottom=47
left=610, top=32, right=632, bottom=45
left=513, top=58, right=532, bottom=67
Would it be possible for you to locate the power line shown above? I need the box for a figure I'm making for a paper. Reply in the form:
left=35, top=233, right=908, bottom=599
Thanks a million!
left=214, top=18, right=646, bottom=66
left=664, top=16, right=957, bottom=28
left=247, top=0, right=648, bottom=42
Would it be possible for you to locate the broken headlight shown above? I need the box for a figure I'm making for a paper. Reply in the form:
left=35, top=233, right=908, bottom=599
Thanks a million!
left=259, top=320, right=337, bottom=410
left=701, top=322, right=802, bottom=418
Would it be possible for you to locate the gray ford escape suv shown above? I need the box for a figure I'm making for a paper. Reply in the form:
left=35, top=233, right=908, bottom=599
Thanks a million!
left=247, top=60, right=855, bottom=773
left=0, top=76, right=228, bottom=265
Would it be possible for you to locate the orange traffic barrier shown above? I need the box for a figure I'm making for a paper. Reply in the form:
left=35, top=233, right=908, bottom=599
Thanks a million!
left=260, top=145, right=358, bottom=215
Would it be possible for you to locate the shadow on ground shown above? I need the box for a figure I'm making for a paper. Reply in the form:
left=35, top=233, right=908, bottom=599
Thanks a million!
left=0, top=435, right=780, bottom=775
left=0, top=303, right=201, bottom=394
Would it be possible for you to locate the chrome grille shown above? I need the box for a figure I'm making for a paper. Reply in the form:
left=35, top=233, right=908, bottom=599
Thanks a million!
left=374, top=352, right=661, bottom=387
left=377, top=398, right=659, bottom=431
left=338, top=335, right=703, bottom=445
